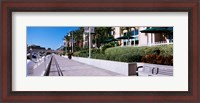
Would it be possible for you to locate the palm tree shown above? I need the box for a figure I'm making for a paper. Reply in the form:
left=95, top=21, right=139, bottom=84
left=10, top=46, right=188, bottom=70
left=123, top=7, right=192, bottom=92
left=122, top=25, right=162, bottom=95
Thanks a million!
left=70, top=28, right=84, bottom=51
left=63, top=34, right=71, bottom=52
left=63, top=27, right=84, bottom=52
left=72, top=28, right=84, bottom=47
left=94, top=27, right=112, bottom=47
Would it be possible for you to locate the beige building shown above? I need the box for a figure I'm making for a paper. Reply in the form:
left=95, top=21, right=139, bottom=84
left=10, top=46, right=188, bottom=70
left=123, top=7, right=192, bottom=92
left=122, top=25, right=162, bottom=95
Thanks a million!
left=112, top=27, right=173, bottom=47
left=111, top=27, right=139, bottom=46
left=138, top=27, right=173, bottom=46
left=82, top=27, right=173, bottom=48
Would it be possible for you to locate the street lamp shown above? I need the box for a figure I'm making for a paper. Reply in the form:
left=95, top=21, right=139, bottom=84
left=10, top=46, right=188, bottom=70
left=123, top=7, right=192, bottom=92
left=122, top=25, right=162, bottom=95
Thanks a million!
left=68, top=32, right=74, bottom=53
left=88, top=27, right=91, bottom=58
left=63, top=40, right=66, bottom=55
left=84, top=27, right=93, bottom=58
left=133, top=27, right=136, bottom=46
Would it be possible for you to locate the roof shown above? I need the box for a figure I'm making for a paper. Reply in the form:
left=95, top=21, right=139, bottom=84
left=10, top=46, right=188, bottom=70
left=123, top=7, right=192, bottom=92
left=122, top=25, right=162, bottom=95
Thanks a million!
left=140, top=27, right=173, bottom=33
left=116, top=35, right=135, bottom=39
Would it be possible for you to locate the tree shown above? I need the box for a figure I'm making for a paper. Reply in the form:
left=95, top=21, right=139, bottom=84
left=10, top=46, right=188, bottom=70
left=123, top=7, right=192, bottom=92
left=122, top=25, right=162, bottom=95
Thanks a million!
left=71, top=27, right=84, bottom=50
left=63, top=27, right=84, bottom=52
left=63, top=34, right=71, bottom=52
left=94, top=27, right=112, bottom=47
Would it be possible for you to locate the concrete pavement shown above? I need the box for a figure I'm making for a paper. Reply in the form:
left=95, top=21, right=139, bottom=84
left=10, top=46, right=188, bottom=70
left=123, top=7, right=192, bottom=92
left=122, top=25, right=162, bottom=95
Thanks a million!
left=30, top=54, right=124, bottom=76
left=28, top=55, right=52, bottom=76
left=53, top=55, right=124, bottom=76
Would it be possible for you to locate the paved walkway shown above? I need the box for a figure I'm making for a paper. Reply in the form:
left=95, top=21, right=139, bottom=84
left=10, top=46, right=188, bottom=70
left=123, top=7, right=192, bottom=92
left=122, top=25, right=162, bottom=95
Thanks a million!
left=28, top=55, right=52, bottom=76
left=53, top=55, right=124, bottom=76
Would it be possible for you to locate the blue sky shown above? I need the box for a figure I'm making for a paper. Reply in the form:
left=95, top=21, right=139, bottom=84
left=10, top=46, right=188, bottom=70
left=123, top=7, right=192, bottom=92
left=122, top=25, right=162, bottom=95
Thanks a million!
left=27, top=27, right=79, bottom=50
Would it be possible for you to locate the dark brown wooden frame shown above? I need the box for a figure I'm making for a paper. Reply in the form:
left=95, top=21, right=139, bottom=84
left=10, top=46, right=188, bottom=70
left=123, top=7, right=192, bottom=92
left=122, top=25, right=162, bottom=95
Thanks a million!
left=0, top=0, right=199, bottom=103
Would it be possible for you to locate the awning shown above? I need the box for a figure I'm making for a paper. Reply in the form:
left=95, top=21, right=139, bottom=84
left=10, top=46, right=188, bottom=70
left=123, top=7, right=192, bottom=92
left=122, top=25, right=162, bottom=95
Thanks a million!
left=116, top=35, right=135, bottom=39
left=104, top=38, right=118, bottom=43
left=140, top=27, right=173, bottom=33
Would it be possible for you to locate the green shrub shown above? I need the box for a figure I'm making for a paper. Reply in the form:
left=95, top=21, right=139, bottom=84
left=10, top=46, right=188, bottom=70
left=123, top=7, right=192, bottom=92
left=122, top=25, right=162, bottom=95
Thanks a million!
left=73, top=48, right=101, bottom=58
left=79, top=53, right=88, bottom=57
left=118, top=52, right=142, bottom=62
left=105, top=46, right=145, bottom=60
left=73, top=51, right=80, bottom=56
left=73, top=50, right=88, bottom=57
left=91, top=53, right=107, bottom=60
left=92, top=48, right=101, bottom=54
left=104, top=45, right=173, bottom=65
left=101, top=43, right=113, bottom=52
left=101, top=42, right=119, bottom=53
left=159, top=45, right=173, bottom=56
left=73, top=45, right=173, bottom=65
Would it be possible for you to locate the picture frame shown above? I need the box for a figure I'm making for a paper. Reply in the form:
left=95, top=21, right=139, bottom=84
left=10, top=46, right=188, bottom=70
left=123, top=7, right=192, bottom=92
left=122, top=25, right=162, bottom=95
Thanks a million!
left=1, top=0, right=199, bottom=103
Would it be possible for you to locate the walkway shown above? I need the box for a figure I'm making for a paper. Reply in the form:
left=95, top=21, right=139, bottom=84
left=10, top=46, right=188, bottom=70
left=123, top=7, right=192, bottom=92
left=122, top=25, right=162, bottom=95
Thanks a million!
left=32, top=54, right=123, bottom=76
left=52, top=55, right=123, bottom=76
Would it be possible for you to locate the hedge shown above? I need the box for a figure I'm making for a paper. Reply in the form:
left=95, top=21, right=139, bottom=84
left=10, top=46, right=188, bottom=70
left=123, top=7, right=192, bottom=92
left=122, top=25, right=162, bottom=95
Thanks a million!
left=104, top=45, right=173, bottom=65
left=73, top=49, right=88, bottom=57
left=73, top=45, right=173, bottom=65
left=101, top=42, right=119, bottom=52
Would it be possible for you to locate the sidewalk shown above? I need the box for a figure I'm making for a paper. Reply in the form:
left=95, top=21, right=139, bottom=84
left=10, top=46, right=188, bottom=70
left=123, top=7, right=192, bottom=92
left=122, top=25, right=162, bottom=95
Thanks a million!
left=54, top=55, right=124, bottom=76
left=28, top=55, right=52, bottom=76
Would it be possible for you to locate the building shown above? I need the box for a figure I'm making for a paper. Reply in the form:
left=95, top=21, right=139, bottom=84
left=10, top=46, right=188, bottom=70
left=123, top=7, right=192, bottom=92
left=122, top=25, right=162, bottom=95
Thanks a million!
left=111, top=27, right=122, bottom=45
left=138, top=27, right=173, bottom=46
left=111, top=27, right=173, bottom=47
left=81, top=27, right=173, bottom=48
left=27, top=44, right=46, bottom=53
left=111, top=27, right=139, bottom=46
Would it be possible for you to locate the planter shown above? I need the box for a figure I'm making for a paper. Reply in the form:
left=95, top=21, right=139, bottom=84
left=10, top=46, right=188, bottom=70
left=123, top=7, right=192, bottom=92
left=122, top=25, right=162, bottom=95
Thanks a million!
left=70, top=56, right=138, bottom=76
left=65, top=56, right=173, bottom=76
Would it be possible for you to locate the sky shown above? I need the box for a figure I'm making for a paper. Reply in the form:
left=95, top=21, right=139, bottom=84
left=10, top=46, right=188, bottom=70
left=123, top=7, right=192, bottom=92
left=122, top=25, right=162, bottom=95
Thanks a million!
left=27, top=27, right=79, bottom=50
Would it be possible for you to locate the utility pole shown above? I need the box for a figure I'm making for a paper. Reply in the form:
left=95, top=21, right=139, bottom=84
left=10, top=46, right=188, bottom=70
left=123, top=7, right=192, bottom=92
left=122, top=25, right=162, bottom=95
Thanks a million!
left=72, top=32, right=73, bottom=53
left=89, top=27, right=91, bottom=58
left=134, top=28, right=136, bottom=46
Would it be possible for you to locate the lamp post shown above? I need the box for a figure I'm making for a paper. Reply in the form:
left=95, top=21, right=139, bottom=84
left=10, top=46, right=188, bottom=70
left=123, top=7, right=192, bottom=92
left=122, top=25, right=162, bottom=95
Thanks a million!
left=72, top=32, right=74, bottom=53
left=89, top=27, right=91, bottom=58
left=68, top=32, right=74, bottom=53
left=63, top=40, right=66, bottom=55
left=84, top=27, right=93, bottom=58
left=134, top=28, right=136, bottom=46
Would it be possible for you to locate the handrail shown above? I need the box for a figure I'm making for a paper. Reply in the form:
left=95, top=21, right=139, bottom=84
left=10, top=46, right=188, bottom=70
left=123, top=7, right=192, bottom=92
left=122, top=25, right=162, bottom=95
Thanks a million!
left=152, top=67, right=155, bottom=74
left=136, top=66, right=143, bottom=76
left=156, top=68, right=159, bottom=74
